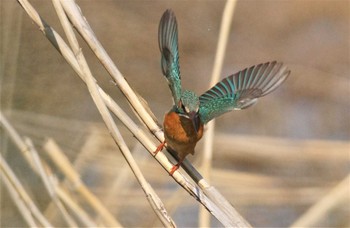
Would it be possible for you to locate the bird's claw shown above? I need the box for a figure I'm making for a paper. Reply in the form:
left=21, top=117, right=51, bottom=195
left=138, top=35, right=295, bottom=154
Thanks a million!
left=153, top=142, right=180, bottom=175
left=154, top=141, right=166, bottom=156
left=169, top=164, right=180, bottom=175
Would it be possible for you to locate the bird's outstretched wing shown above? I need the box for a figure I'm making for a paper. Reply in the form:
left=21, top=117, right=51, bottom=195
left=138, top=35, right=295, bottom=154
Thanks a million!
left=199, top=61, right=290, bottom=124
left=159, top=9, right=182, bottom=105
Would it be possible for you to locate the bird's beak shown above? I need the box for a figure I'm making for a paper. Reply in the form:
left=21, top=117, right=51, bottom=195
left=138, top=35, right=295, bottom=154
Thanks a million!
left=188, top=111, right=199, bottom=133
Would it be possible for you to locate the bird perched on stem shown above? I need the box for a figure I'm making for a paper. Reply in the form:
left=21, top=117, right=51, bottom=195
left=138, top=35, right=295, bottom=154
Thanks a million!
left=155, top=9, right=290, bottom=175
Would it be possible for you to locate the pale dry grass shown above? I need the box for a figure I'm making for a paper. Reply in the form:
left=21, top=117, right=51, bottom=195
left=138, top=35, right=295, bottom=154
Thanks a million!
left=1, top=0, right=349, bottom=227
left=2, top=110, right=349, bottom=226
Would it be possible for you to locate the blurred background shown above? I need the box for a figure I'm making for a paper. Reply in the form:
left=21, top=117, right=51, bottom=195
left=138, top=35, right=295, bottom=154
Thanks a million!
left=1, top=0, right=349, bottom=227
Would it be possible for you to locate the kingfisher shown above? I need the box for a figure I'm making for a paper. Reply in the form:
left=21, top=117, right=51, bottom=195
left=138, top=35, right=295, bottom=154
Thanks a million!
left=155, top=9, right=290, bottom=175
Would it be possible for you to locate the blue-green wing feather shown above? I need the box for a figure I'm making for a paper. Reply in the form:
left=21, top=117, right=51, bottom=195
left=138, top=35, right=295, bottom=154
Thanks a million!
left=199, top=61, right=290, bottom=124
left=159, top=9, right=182, bottom=105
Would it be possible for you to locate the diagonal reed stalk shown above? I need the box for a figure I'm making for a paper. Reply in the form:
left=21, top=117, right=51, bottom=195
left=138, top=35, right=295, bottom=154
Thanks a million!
left=24, top=137, right=77, bottom=227
left=0, top=154, right=39, bottom=227
left=16, top=0, right=251, bottom=226
left=0, top=152, right=52, bottom=227
left=51, top=0, right=175, bottom=226
left=0, top=112, right=98, bottom=227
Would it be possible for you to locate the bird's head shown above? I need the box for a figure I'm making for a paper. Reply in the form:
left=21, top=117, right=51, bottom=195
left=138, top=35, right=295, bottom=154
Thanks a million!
left=177, top=90, right=200, bottom=132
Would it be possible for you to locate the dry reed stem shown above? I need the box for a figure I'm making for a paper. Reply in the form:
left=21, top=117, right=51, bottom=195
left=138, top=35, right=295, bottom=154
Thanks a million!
left=41, top=153, right=98, bottom=227
left=1, top=111, right=98, bottom=226
left=52, top=0, right=174, bottom=225
left=24, top=137, right=77, bottom=227
left=0, top=112, right=34, bottom=167
left=57, top=0, right=187, bottom=176
left=43, top=138, right=122, bottom=227
left=0, top=154, right=52, bottom=227
left=199, top=0, right=237, bottom=226
left=17, top=0, right=250, bottom=226
left=16, top=0, right=168, bottom=174
left=100, top=143, right=148, bottom=217
left=42, top=166, right=98, bottom=227
left=57, top=0, right=200, bottom=178
left=55, top=187, right=97, bottom=227
left=291, top=174, right=350, bottom=227
left=0, top=160, right=38, bottom=227
left=59, top=1, right=162, bottom=137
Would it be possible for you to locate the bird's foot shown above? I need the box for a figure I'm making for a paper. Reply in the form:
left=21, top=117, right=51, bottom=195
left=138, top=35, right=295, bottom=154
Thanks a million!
left=169, top=163, right=180, bottom=176
left=153, top=141, right=166, bottom=155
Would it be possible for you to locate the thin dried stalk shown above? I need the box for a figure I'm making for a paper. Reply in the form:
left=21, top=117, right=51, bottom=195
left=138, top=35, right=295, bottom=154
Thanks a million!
left=0, top=153, right=52, bottom=227
left=59, top=0, right=162, bottom=139
left=24, top=137, right=77, bottom=227
left=43, top=139, right=122, bottom=227
left=16, top=0, right=168, bottom=174
left=0, top=112, right=34, bottom=166
left=291, top=174, right=350, bottom=227
left=25, top=138, right=77, bottom=227
left=101, top=143, right=148, bottom=216
left=0, top=111, right=97, bottom=227
left=55, top=187, right=97, bottom=227
left=0, top=163, right=37, bottom=227
left=52, top=0, right=175, bottom=225
left=58, top=0, right=201, bottom=178
left=199, top=0, right=237, bottom=226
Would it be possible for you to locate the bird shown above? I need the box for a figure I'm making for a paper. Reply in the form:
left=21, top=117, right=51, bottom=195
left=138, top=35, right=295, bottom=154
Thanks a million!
left=155, top=9, right=290, bottom=175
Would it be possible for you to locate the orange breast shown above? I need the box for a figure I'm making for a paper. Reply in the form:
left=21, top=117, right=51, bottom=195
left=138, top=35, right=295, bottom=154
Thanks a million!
left=163, top=111, right=204, bottom=156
